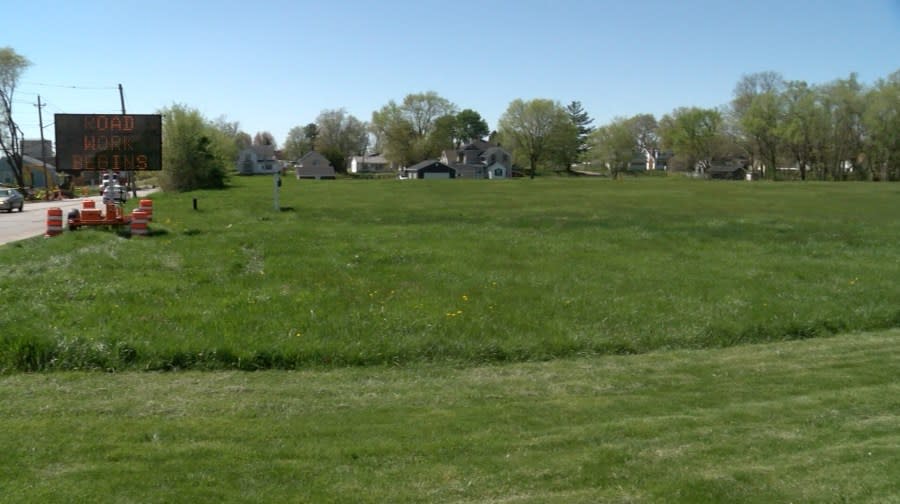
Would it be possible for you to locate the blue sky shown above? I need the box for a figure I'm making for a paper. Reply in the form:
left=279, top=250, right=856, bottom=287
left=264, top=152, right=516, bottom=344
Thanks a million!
left=9, top=0, right=900, bottom=148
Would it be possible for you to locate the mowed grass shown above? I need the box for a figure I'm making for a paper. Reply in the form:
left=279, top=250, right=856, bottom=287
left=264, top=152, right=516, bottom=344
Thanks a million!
left=1, top=176, right=899, bottom=370
left=1, top=330, right=898, bottom=503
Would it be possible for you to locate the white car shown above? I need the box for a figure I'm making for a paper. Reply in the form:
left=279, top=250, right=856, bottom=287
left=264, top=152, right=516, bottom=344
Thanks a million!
left=102, top=183, right=128, bottom=204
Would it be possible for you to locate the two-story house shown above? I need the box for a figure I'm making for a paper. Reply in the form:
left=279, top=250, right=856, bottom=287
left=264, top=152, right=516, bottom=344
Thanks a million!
left=237, top=145, right=281, bottom=175
left=438, top=140, right=511, bottom=179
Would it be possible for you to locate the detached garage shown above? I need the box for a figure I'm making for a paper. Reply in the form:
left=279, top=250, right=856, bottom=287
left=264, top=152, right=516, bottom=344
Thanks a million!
left=403, top=160, right=456, bottom=179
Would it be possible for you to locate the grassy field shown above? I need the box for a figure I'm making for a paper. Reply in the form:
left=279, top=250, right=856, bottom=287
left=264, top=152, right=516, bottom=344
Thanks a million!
left=1, top=330, right=897, bottom=502
left=1, top=176, right=899, bottom=371
left=1, top=176, right=898, bottom=501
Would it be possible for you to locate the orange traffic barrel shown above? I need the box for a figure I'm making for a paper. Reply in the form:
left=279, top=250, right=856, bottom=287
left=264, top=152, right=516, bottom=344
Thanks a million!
left=138, top=199, right=153, bottom=221
left=105, top=203, right=119, bottom=221
left=130, top=209, right=149, bottom=236
left=81, top=209, right=102, bottom=222
left=82, top=199, right=96, bottom=209
left=45, top=208, right=63, bottom=237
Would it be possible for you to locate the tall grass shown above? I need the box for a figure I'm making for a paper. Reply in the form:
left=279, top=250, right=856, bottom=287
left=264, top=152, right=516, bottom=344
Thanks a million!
left=1, top=176, right=898, bottom=371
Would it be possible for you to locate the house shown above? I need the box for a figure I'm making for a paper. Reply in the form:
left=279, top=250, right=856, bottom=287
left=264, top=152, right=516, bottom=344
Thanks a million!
left=482, top=146, right=512, bottom=179
left=349, top=154, right=392, bottom=174
left=295, top=151, right=336, bottom=179
left=0, top=154, right=60, bottom=188
left=400, top=160, right=456, bottom=179
left=438, top=140, right=511, bottom=179
left=628, top=149, right=673, bottom=172
left=237, top=145, right=281, bottom=175
left=707, top=162, right=748, bottom=180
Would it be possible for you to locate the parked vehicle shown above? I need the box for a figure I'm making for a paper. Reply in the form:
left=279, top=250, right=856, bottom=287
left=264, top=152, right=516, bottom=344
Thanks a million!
left=0, top=188, right=24, bottom=212
left=101, top=183, right=128, bottom=204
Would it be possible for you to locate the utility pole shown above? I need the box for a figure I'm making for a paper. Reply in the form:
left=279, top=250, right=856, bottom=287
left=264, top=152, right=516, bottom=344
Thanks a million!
left=36, top=95, right=50, bottom=197
left=118, top=83, right=137, bottom=197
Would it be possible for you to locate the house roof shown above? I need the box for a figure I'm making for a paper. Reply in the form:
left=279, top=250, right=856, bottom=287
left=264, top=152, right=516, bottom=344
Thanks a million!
left=408, top=160, right=453, bottom=171
left=0, top=155, right=57, bottom=170
left=297, top=150, right=333, bottom=166
left=461, top=139, right=493, bottom=151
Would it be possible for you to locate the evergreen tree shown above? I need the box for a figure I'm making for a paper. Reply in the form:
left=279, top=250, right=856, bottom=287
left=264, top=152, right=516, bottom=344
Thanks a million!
left=566, top=101, right=595, bottom=163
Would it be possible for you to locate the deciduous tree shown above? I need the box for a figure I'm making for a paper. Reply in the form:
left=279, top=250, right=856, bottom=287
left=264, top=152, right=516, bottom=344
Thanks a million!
left=589, top=118, right=636, bottom=179
left=455, top=109, right=489, bottom=144
left=658, top=107, right=724, bottom=173
left=863, top=71, right=900, bottom=181
left=315, top=109, right=368, bottom=172
left=371, top=92, right=457, bottom=166
left=0, top=47, right=30, bottom=190
left=732, top=72, right=785, bottom=179
left=498, top=98, right=571, bottom=178
left=159, top=104, right=230, bottom=191
left=776, top=81, right=825, bottom=180
left=253, top=131, right=276, bottom=147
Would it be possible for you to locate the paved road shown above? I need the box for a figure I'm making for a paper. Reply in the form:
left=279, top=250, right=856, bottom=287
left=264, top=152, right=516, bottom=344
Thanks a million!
left=0, top=190, right=157, bottom=246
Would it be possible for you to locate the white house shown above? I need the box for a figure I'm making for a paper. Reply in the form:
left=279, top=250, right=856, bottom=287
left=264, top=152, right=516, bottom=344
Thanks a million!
left=349, top=154, right=392, bottom=174
left=237, top=145, right=281, bottom=175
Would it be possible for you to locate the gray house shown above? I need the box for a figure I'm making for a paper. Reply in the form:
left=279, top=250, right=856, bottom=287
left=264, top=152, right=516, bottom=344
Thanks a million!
left=400, top=160, right=456, bottom=179
left=439, top=140, right=511, bottom=179
left=237, top=145, right=281, bottom=175
left=295, top=151, right=336, bottom=179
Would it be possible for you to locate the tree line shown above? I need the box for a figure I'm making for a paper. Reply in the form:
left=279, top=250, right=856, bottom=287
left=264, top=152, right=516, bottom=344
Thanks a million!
left=3, top=45, right=898, bottom=192
left=273, top=69, right=899, bottom=182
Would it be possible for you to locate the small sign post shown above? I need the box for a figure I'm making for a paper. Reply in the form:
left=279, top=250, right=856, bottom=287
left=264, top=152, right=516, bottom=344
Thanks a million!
left=273, top=171, right=281, bottom=211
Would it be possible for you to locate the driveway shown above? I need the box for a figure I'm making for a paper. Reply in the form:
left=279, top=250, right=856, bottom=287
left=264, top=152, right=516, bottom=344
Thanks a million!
left=0, top=189, right=158, bottom=246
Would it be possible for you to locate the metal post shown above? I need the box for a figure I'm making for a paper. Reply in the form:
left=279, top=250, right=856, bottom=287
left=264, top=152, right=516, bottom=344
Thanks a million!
left=36, top=95, right=50, bottom=197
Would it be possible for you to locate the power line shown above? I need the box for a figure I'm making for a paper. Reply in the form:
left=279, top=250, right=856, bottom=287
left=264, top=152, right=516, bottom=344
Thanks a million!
left=22, top=81, right=117, bottom=90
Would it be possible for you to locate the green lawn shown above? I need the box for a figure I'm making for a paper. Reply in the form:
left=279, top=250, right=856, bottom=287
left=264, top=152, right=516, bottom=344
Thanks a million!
left=1, top=176, right=898, bottom=501
left=1, top=176, right=898, bottom=371
left=1, top=329, right=897, bottom=503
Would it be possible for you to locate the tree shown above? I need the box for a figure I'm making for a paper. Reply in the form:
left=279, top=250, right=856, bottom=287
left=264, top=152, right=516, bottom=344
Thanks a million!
left=303, top=123, right=319, bottom=150
left=776, top=80, right=826, bottom=180
left=545, top=117, right=580, bottom=173
left=234, top=132, right=252, bottom=151
left=371, top=100, right=413, bottom=166
left=159, top=104, right=230, bottom=191
left=282, top=125, right=310, bottom=161
left=253, top=131, right=276, bottom=147
left=629, top=113, right=658, bottom=159
left=589, top=118, right=636, bottom=179
left=370, top=92, right=457, bottom=166
left=498, top=98, right=571, bottom=178
left=820, top=74, right=866, bottom=180
left=455, top=109, right=489, bottom=144
left=402, top=91, right=456, bottom=138
left=658, top=107, right=724, bottom=173
left=425, top=115, right=459, bottom=156
left=566, top=101, right=594, bottom=164
left=314, top=109, right=368, bottom=172
left=210, top=116, right=248, bottom=162
left=732, top=72, right=785, bottom=179
left=0, top=47, right=31, bottom=191
left=863, top=71, right=900, bottom=181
